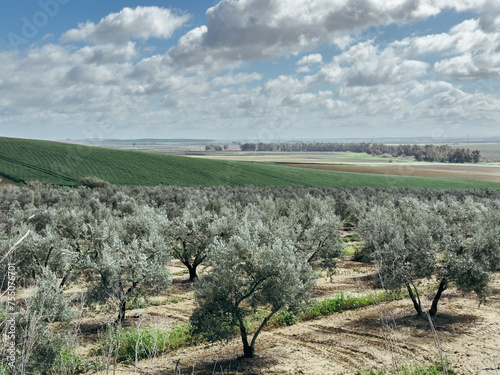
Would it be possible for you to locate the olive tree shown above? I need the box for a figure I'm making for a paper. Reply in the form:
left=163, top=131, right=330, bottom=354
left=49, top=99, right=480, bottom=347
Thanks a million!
left=1, top=191, right=112, bottom=290
left=430, top=209, right=500, bottom=316
left=294, top=211, right=343, bottom=268
left=191, top=226, right=315, bottom=358
left=3, top=267, right=74, bottom=375
left=242, top=195, right=343, bottom=271
left=360, top=198, right=499, bottom=316
left=87, top=205, right=171, bottom=324
left=168, top=200, right=236, bottom=281
left=363, top=200, right=444, bottom=315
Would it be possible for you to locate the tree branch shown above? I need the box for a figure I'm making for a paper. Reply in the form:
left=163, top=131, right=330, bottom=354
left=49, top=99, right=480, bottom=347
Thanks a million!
left=0, top=229, right=31, bottom=264
left=250, top=307, right=279, bottom=349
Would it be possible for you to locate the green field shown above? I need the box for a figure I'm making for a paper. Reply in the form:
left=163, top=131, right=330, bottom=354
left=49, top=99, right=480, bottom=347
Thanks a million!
left=1, top=137, right=500, bottom=189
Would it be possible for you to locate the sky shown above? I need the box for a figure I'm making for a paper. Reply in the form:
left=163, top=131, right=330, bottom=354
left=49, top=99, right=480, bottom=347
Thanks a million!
left=1, top=0, right=500, bottom=142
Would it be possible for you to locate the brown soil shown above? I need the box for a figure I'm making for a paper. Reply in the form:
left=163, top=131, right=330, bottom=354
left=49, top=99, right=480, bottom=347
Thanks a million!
left=0, top=175, right=18, bottom=186
left=92, top=260, right=500, bottom=375
left=282, top=164, right=500, bottom=183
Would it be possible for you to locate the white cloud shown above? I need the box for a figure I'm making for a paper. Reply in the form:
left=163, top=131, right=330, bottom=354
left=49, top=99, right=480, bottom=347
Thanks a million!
left=297, top=54, right=323, bottom=66
left=165, top=0, right=488, bottom=71
left=210, top=72, right=263, bottom=87
left=416, top=86, right=500, bottom=123
left=479, top=0, right=500, bottom=32
left=61, top=7, right=190, bottom=45
left=401, top=19, right=493, bottom=55
left=313, top=41, right=429, bottom=87
left=74, top=42, right=137, bottom=64
left=3, top=1, right=500, bottom=140
left=395, top=17, right=500, bottom=79
left=260, top=75, right=306, bottom=98
left=296, top=66, right=311, bottom=73
left=434, top=52, right=500, bottom=79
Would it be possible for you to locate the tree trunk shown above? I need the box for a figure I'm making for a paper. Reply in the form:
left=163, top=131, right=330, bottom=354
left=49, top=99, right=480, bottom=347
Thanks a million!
left=59, top=272, right=70, bottom=289
left=115, top=282, right=138, bottom=324
left=243, top=337, right=254, bottom=358
left=429, top=278, right=447, bottom=317
left=115, top=297, right=127, bottom=324
left=187, top=264, right=198, bottom=281
left=249, top=309, right=278, bottom=356
left=238, top=316, right=254, bottom=358
left=406, top=283, right=423, bottom=316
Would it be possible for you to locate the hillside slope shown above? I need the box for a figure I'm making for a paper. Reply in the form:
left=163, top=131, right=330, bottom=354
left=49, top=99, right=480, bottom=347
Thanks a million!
left=0, top=137, right=499, bottom=189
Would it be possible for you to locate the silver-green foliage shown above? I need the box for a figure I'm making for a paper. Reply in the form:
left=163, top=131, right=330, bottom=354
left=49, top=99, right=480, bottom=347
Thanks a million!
left=191, top=223, right=315, bottom=358
left=358, top=196, right=500, bottom=315
left=167, top=198, right=235, bottom=281
left=4, top=269, right=77, bottom=375
left=288, top=195, right=344, bottom=268
left=86, top=205, right=171, bottom=323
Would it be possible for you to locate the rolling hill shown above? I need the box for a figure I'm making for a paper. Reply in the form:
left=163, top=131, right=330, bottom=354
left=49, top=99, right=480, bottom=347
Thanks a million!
left=0, top=137, right=499, bottom=189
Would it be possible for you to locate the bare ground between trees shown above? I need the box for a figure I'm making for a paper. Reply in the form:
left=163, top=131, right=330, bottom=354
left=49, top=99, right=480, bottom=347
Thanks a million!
left=87, top=260, right=500, bottom=375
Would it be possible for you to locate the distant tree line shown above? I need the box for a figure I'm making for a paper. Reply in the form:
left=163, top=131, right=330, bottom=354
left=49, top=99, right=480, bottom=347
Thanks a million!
left=239, top=142, right=481, bottom=163
left=205, top=144, right=229, bottom=151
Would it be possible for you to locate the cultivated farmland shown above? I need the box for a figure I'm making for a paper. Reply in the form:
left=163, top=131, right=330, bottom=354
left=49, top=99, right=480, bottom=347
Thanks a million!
left=1, top=137, right=500, bottom=189
left=283, top=163, right=500, bottom=183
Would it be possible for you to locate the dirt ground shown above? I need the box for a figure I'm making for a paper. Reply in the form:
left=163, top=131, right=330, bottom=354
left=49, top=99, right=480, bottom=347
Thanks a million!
left=0, top=175, right=17, bottom=186
left=88, top=259, right=500, bottom=375
left=282, top=163, right=500, bottom=184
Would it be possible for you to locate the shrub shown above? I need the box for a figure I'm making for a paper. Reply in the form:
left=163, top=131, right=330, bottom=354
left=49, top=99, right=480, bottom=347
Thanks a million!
left=273, top=310, right=299, bottom=326
left=75, top=176, right=109, bottom=189
left=125, top=297, right=149, bottom=310
left=52, top=344, right=98, bottom=374
left=0, top=364, right=9, bottom=375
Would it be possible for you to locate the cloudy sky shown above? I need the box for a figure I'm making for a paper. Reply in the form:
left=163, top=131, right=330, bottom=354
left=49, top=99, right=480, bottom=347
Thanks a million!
left=1, top=0, right=500, bottom=142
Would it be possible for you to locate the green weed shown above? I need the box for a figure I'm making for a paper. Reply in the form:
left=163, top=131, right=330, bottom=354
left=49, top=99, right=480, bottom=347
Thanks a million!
left=95, top=324, right=193, bottom=364
left=296, top=290, right=406, bottom=322
left=272, top=310, right=299, bottom=326
left=342, top=235, right=362, bottom=243
left=125, top=297, right=149, bottom=310
left=173, top=269, right=190, bottom=276
left=343, top=245, right=358, bottom=257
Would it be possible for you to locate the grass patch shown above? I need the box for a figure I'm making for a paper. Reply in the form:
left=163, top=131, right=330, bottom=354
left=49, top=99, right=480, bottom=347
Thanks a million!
left=149, top=299, right=167, bottom=306
left=52, top=345, right=100, bottom=374
left=272, top=309, right=300, bottom=326
left=1, top=137, right=499, bottom=189
left=173, top=269, right=190, bottom=276
left=266, top=290, right=408, bottom=329
left=167, top=296, right=182, bottom=304
left=95, top=325, right=193, bottom=364
left=343, top=245, right=358, bottom=257
left=342, top=235, right=362, bottom=243
left=302, top=291, right=405, bottom=320
left=125, top=297, right=149, bottom=310
left=359, top=359, right=455, bottom=374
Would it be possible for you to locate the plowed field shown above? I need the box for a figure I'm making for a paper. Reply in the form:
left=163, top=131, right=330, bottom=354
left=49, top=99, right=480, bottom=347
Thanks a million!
left=97, top=261, right=500, bottom=375
left=283, top=163, right=500, bottom=184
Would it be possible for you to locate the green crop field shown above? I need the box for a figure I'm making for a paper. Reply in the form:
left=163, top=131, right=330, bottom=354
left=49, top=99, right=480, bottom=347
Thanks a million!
left=1, top=137, right=500, bottom=189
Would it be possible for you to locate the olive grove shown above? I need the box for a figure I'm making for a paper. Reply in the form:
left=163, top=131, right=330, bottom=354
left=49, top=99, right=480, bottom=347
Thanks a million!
left=1, top=183, right=499, bottom=371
